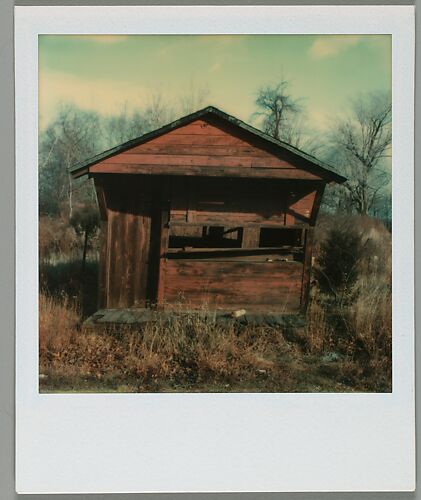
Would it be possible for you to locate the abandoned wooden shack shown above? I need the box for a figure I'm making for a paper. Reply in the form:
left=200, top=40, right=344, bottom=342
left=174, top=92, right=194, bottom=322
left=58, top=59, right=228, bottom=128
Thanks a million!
left=71, top=106, right=346, bottom=321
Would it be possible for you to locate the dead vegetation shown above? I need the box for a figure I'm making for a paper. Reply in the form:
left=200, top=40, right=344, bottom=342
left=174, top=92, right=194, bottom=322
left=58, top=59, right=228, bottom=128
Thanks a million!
left=39, top=214, right=392, bottom=393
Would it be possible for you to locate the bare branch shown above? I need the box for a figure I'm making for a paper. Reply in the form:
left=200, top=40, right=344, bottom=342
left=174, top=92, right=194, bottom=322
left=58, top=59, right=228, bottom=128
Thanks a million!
left=328, top=91, right=392, bottom=215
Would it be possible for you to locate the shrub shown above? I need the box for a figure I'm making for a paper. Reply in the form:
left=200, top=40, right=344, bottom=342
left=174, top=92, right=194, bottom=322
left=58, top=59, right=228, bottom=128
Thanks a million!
left=70, top=206, right=100, bottom=239
left=70, top=206, right=100, bottom=272
left=315, top=227, right=362, bottom=300
left=39, top=216, right=79, bottom=261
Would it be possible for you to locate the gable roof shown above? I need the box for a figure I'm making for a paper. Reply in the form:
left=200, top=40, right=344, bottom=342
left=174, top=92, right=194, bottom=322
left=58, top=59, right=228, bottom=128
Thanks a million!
left=71, top=105, right=346, bottom=183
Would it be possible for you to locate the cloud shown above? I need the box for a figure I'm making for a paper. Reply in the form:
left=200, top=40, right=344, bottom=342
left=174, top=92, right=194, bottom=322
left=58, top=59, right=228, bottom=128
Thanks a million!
left=210, top=62, right=221, bottom=73
left=307, top=109, right=331, bottom=131
left=39, top=71, right=147, bottom=129
left=309, top=35, right=362, bottom=60
left=70, top=35, right=129, bottom=44
left=158, top=47, right=170, bottom=58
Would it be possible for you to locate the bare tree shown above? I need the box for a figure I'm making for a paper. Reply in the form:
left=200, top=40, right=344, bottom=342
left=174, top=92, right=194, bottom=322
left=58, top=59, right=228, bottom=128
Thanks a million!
left=180, top=80, right=210, bottom=115
left=253, top=81, right=303, bottom=143
left=102, top=104, right=146, bottom=148
left=39, top=103, right=102, bottom=217
left=280, top=113, right=326, bottom=156
left=143, top=91, right=176, bottom=130
left=329, top=91, right=392, bottom=215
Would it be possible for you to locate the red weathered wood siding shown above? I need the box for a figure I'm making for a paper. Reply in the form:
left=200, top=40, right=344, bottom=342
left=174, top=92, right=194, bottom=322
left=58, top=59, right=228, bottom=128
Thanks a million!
left=89, top=114, right=330, bottom=314
left=93, top=173, right=323, bottom=314
left=162, top=259, right=303, bottom=312
left=90, top=118, right=325, bottom=181
left=106, top=206, right=152, bottom=308
left=97, top=177, right=157, bottom=309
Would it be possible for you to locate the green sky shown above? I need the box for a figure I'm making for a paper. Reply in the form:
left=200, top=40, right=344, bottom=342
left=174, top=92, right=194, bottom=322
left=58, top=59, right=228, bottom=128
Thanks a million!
left=38, top=34, right=391, bottom=131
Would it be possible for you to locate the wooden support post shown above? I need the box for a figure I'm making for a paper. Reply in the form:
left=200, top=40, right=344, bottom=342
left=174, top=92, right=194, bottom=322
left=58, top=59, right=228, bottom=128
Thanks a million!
left=301, top=182, right=324, bottom=312
left=186, top=178, right=197, bottom=223
left=156, top=180, right=170, bottom=308
left=310, top=183, right=325, bottom=225
left=301, top=227, right=314, bottom=312
left=242, top=227, right=260, bottom=248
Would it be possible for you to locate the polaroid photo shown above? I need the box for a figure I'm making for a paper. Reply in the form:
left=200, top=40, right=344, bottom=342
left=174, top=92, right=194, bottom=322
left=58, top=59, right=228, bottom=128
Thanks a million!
left=15, top=5, right=415, bottom=494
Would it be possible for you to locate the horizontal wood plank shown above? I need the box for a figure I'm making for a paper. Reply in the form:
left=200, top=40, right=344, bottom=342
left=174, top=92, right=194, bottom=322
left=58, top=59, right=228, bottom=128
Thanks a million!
left=169, top=220, right=309, bottom=229
left=104, top=153, right=295, bottom=169
left=131, top=134, right=253, bottom=148
left=125, top=145, right=278, bottom=157
left=90, top=163, right=322, bottom=180
left=103, top=153, right=250, bottom=168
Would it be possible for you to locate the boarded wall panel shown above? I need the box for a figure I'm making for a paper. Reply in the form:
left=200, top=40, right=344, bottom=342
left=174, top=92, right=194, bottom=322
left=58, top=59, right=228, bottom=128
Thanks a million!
left=96, top=118, right=321, bottom=178
left=105, top=181, right=154, bottom=308
left=163, top=259, right=303, bottom=312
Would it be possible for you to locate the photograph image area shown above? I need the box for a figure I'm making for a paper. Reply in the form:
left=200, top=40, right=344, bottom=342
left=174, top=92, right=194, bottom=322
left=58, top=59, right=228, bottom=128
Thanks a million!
left=38, top=34, right=392, bottom=393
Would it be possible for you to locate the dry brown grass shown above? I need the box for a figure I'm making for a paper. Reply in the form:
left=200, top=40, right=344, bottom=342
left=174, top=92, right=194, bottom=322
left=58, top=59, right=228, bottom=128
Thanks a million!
left=39, top=283, right=391, bottom=393
left=304, top=281, right=391, bottom=391
left=39, top=294, right=307, bottom=392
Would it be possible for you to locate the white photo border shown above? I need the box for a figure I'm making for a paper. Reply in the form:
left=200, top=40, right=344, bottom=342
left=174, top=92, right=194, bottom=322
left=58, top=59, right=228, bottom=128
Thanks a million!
left=15, top=5, right=415, bottom=494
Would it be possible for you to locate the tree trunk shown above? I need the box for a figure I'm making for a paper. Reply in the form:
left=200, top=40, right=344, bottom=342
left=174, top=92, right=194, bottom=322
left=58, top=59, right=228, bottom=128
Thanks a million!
left=68, top=169, right=73, bottom=220
left=82, top=229, right=89, bottom=274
